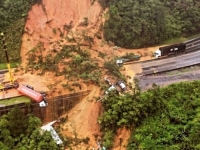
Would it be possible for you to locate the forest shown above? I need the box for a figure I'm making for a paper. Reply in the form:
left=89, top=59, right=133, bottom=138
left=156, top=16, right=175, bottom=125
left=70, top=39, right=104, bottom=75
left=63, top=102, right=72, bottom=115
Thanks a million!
left=0, top=108, right=58, bottom=149
left=99, top=81, right=200, bottom=149
left=103, top=0, right=200, bottom=48
left=1, top=0, right=200, bottom=61
left=0, top=0, right=40, bottom=62
left=1, top=0, right=200, bottom=149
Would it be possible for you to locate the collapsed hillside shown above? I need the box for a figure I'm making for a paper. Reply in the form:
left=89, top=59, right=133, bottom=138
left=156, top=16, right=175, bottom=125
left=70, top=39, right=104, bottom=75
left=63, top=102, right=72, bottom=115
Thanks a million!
left=21, top=0, right=102, bottom=63
left=2, top=0, right=200, bottom=149
left=19, top=0, right=144, bottom=149
left=20, top=0, right=151, bottom=95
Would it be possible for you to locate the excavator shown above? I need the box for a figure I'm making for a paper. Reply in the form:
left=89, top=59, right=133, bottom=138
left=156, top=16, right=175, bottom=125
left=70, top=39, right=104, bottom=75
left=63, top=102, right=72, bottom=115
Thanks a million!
left=0, top=32, right=48, bottom=107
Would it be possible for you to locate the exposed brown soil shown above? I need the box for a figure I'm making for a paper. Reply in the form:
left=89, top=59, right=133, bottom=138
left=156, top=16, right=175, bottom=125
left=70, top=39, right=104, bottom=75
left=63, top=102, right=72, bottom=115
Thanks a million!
left=112, top=127, right=131, bottom=150
left=17, top=0, right=161, bottom=149
left=19, top=0, right=107, bottom=148
left=1, top=0, right=198, bottom=148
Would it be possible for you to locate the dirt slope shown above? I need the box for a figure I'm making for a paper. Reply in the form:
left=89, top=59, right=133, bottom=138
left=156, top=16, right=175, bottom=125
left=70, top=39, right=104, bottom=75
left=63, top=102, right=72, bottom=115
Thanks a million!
left=20, top=0, right=105, bottom=148
left=61, top=88, right=102, bottom=149
left=21, top=0, right=102, bottom=64
left=19, top=0, right=158, bottom=149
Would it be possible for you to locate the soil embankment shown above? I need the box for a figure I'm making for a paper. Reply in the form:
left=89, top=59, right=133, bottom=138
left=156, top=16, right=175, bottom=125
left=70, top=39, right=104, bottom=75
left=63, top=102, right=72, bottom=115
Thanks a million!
left=20, top=0, right=104, bottom=148
left=21, top=0, right=102, bottom=64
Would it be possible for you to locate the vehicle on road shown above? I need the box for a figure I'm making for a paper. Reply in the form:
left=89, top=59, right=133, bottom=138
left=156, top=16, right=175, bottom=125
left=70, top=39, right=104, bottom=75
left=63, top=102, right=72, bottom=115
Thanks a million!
left=154, top=43, right=186, bottom=58
left=116, top=54, right=140, bottom=66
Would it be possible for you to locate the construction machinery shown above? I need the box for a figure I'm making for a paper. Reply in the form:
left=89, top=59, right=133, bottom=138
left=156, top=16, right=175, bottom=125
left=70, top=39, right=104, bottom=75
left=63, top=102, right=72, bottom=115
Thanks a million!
left=0, top=32, right=19, bottom=91
left=0, top=33, right=48, bottom=107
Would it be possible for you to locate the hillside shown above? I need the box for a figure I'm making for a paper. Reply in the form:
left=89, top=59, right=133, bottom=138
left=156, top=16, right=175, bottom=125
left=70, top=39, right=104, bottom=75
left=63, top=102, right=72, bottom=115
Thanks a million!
left=18, top=0, right=145, bottom=149
left=1, top=0, right=200, bottom=149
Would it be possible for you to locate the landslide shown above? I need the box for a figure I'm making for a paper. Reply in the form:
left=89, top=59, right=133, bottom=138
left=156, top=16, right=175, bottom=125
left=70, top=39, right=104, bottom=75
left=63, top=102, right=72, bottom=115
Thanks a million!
left=17, top=0, right=166, bottom=149
left=19, top=0, right=144, bottom=149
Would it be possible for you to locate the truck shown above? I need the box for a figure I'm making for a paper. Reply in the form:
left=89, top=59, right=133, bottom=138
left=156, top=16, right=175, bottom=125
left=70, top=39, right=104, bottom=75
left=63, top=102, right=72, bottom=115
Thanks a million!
left=1, top=33, right=47, bottom=107
left=154, top=43, right=186, bottom=58
left=116, top=54, right=141, bottom=66
left=17, top=85, right=48, bottom=107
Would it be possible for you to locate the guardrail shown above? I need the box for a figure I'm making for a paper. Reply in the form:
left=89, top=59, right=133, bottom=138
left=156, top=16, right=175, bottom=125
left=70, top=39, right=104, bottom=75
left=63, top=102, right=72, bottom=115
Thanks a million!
left=125, top=36, right=200, bottom=65
left=0, top=69, right=8, bottom=74
left=184, top=36, right=200, bottom=44
left=142, top=59, right=200, bottom=75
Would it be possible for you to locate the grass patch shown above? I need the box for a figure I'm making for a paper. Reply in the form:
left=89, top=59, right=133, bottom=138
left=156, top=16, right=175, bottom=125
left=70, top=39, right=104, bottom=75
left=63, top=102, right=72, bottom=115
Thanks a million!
left=0, top=96, right=30, bottom=106
left=162, top=37, right=187, bottom=45
left=0, top=62, right=19, bottom=70
left=161, top=33, right=200, bottom=45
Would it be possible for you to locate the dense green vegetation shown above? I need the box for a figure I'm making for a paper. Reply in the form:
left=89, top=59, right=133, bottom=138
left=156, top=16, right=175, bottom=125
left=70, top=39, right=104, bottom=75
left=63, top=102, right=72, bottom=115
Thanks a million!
left=99, top=81, right=200, bottom=149
left=103, top=0, right=200, bottom=48
left=1, top=0, right=200, bottom=64
left=0, top=107, right=58, bottom=149
left=26, top=44, right=102, bottom=85
left=0, top=0, right=39, bottom=63
left=0, top=96, right=30, bottom=106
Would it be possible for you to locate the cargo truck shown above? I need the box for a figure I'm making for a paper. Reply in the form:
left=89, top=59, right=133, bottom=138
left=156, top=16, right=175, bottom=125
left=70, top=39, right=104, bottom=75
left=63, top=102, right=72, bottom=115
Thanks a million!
left=154, top=43, right=186, bottom=58
left=116, top=54, right=141, bottom=66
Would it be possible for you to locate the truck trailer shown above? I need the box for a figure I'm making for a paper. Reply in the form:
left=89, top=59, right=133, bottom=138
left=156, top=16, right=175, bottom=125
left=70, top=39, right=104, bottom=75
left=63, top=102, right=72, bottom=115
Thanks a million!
left=17, top=85, right=48, bottom=107
left=154, top=43, right=186, bottom=58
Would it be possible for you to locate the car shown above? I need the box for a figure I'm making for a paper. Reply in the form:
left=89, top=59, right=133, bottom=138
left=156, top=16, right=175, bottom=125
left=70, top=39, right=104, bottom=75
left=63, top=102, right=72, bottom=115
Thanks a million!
left=105, top=85, right=117, bottom=94
left=116, top=81, right=126, bottom=91
left=104, top=77, right=111, bottom=85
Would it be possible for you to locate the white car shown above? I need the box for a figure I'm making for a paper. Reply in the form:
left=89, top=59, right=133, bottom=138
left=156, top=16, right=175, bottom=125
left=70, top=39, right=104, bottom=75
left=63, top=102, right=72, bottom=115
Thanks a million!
left=105, top=85, right=116, bottom=94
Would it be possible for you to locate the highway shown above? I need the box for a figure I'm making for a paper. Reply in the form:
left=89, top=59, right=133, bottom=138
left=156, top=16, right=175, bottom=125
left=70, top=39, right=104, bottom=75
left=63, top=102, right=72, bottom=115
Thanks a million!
left=141, top=50, right=200, bottom=75
left=137, top=36, right=200, bottom=76
left=136, top=69, right=200, bottom=91
left=0, top=70, right=8, bottom=74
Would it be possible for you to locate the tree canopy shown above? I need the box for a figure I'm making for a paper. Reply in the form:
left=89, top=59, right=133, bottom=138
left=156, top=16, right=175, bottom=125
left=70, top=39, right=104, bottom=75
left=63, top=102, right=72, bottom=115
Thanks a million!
left=0, top=0, right=37, bottom=62
left=103, top=0, right=200, bottom=48
left=0, top=107, right=58, bottom=150
left=127, top=81, right=200, bottom=149
left=99, top=80, right=200, bottom=149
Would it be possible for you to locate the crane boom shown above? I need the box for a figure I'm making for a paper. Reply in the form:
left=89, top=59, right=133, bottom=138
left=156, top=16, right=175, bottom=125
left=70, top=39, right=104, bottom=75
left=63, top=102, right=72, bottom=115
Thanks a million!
left=0, top=32, right=14, bottom=84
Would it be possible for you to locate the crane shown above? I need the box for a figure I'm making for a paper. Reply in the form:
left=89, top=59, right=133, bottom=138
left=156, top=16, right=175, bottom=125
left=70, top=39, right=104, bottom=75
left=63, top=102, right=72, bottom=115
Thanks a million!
left=0, top=32, right=18, bottom=91
left=0, top=33, right=47, bottom=107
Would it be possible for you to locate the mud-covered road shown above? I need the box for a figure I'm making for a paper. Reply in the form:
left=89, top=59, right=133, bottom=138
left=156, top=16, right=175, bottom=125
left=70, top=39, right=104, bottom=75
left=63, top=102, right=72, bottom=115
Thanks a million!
left=136, top=68, right=200, bottom=91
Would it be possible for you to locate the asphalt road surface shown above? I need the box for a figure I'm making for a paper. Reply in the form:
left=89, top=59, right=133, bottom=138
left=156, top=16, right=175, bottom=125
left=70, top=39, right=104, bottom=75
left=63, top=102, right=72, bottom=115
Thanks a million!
left=141, top=49, right=200, bottom=75
left=136, top=69, right=200, bottom=91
